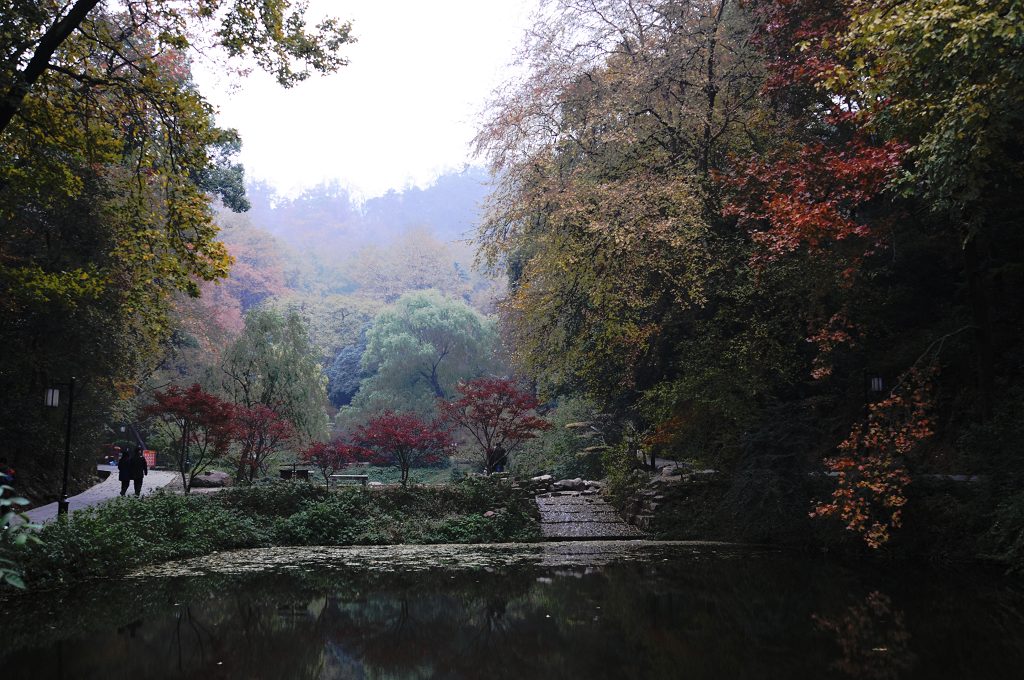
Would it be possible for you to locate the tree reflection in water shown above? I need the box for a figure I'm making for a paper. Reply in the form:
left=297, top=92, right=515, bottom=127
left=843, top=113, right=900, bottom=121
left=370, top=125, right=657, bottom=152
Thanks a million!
left=1, top=545, right=1023, bottom=679
left=814, top=591, right=915, bottom=680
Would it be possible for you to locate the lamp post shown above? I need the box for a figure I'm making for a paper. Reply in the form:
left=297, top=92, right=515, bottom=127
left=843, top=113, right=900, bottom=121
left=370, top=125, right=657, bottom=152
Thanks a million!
left=45, top=377, right=75, bottom=516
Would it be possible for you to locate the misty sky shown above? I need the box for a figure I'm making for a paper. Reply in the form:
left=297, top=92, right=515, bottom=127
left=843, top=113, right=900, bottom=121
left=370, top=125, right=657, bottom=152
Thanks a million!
left=193, top=0, right=535, bottom=200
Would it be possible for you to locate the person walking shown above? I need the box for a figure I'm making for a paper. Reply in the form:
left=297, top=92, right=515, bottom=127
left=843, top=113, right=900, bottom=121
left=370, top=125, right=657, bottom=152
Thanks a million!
left=117, top=448, right=132, bottom=496
left=128, top=447, right=148, bottom=497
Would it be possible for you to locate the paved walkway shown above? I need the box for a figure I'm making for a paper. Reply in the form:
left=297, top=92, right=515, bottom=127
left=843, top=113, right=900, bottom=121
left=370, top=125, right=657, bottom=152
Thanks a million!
left=21, top=467, right=178, bottom=524
left=536, top=491, right=645, bottom=540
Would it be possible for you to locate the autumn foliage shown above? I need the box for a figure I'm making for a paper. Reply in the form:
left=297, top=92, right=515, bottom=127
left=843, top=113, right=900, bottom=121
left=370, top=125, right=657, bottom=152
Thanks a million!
left=812, top=365, right=938, bottom=547
left=441, top=377, right=552, bottom=475
left=353, top=412, right=452, bottom=486
left=230, top=404, right=296, bottom=485
left=301, top=439, right=363, bottom=485
left=143, top=384, right=237, bottom=492
left=724, top=137, right=907, bottom=262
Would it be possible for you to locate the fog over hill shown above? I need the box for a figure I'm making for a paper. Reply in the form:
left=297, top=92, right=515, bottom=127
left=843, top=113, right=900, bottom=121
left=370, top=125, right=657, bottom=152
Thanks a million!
left=245, top=167, right=491, bottom=252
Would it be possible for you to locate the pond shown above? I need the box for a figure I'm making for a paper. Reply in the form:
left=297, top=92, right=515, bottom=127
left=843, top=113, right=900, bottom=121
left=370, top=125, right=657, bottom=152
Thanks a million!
left=1, top=541, right=1021, bottom=679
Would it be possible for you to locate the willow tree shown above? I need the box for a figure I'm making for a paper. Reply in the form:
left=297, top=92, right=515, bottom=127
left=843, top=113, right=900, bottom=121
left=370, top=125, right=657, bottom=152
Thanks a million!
left=221, top=308, right=329, bottom=442
left=349, top=290, right=498, bottom=417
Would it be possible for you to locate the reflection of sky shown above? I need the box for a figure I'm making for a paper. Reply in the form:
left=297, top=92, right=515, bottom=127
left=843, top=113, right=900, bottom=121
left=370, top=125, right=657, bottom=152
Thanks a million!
left=192, top=0, right=536, bottom=200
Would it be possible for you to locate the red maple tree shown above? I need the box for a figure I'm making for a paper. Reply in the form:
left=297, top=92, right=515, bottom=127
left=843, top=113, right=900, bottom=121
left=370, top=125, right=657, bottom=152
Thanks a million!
left=231, top=404, right=296, bottom=485
left=353, top=412, right=452, bottom=486
left=722, top=0, right=931, bottom=549
left=143, top=384, right=237, bottom=493
left=441, top=377, right=552, bottom=475
left=301, top=439, right=363, bottom=485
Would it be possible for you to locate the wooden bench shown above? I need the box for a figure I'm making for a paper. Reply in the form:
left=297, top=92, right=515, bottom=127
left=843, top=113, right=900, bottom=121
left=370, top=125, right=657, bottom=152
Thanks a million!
left=330, top=474, right=369, bottom=487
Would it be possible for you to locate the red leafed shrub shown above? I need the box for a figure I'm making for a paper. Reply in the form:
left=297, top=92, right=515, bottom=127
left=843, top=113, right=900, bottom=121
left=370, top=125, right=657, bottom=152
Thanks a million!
left=301, top=439, right=363, bottom=485
left=142, top=384, right=237, bottom=493
left=231, top=404, right=295, bottom=485
left=354, top=412, right=452, bottom=486
left=441, top=377, right=552, bottom=475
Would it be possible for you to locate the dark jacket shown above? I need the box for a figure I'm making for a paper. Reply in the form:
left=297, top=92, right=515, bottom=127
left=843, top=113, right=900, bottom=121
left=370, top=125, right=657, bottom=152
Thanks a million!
left=117, top=455, right=132, bottom=482
left=129, top=454, right=148, bottom=481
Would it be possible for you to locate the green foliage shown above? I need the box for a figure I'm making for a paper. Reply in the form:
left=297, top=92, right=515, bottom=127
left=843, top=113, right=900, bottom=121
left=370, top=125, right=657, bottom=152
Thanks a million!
left=0, top=1, right=352, bottom=503
left=348, top=290, right=498, bottom=417
left=215, top=479, right=329, bottom=517
left=841, top=0, right=1024, bottom=222
left=601, top=444, right=646, bottom=510
left=327, top=333, right=368, bottom=407
left=264, top=477, right=541, bottom=547
left=16, top=493, right=271, bottom=585
left=221, top=307, right=328, bottom=441
left=12, top=477, right=540, bottom=586
left=986, top=491, right=1024, bottom=574
left=273, top=491, right=369, bottom=545
left=1, top=486, right=38, bottom=589
left=513, top=397, right=606, bottom=479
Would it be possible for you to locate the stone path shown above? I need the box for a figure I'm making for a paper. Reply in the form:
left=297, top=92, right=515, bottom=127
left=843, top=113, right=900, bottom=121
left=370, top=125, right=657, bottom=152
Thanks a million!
left=536, top=491, right=645, bottom=540
left=20, top=468, right=178, bottom=524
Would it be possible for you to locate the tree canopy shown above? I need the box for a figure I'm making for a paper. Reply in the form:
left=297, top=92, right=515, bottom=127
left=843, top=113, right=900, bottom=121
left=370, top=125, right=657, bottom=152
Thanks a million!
left=350, top=290, right=499, bottom=416
left=221, top=307, right=328, bottom=442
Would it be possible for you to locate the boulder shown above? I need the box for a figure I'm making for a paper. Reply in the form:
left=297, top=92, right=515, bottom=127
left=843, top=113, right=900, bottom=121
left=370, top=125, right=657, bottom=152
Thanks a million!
left=553, top=477, right=586, bottom=491
left=191, top=470, right=231, bottom=488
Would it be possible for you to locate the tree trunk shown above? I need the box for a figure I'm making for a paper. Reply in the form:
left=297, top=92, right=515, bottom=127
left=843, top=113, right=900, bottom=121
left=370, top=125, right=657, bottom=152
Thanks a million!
left=698, top=0, right=726, bottom=175
left=0, top=0, right=101, bottom=136
left=179, top=422, right=191, bottom=493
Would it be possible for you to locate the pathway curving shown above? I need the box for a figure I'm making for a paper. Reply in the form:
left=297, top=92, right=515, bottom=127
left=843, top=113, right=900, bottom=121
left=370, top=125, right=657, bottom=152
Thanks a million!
left=20, top=467, right=178, bottom=525
left=536, top=491, right=645, bottom=540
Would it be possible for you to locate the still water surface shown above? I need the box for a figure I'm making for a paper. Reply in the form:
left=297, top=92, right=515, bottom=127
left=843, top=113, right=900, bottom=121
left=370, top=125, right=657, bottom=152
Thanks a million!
left=1, top=541, right=1021, bottom=679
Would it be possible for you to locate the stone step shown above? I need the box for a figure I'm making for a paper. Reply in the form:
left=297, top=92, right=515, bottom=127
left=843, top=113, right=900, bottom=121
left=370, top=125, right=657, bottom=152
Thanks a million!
left=540, top=523, right=645, bottom=539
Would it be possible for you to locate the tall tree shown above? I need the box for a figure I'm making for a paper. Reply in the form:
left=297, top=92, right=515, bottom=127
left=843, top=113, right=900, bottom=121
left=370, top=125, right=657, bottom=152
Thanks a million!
left=0, top=1, right=352, bottom=501
left=221, top=307, right=329, bottom=441
left=300, top=439, right=361, bottom=485
left=230, top=404, right=296, bottom=484
left=475, top=0, right=764, bottom=402
left=353, top=290, right=498, bottom=415
left=0, top=0, right=354, bottom=137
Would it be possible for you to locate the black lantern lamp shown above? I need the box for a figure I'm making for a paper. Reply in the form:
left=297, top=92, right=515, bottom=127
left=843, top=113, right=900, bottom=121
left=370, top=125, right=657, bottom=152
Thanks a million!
left=44, top=377, right=75, bottom=516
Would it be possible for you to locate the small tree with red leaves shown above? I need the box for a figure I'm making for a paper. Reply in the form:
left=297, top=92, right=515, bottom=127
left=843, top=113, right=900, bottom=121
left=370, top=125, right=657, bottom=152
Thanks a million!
left=301, top=439, right=362, bottom=485
left=230, top=404, right=296, bottom=485
left=143, top=384, right=237, bottom=493
left=354, top=412, right=452, bottom=486
left=441, top=377, right=552, bottom=475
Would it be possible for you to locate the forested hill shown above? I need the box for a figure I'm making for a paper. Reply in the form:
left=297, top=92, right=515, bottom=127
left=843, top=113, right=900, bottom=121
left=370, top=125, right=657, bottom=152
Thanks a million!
left=244, top=167, right=491, bottom=251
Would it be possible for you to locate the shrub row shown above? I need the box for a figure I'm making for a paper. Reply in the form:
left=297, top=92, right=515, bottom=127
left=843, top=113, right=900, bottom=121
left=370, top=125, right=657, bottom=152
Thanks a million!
left=14, top=477, right=540, bottom=587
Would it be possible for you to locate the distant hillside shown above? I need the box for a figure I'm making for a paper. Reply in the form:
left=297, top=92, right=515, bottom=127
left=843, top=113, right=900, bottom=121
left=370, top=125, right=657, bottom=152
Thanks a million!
left=245, top=167, right=491, bottom=253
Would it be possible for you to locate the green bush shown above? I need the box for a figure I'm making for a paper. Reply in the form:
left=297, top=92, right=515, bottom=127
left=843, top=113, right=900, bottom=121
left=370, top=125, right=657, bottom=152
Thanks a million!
left=512, top=397, right=605, bottom=479
left=215, top=480, right=329, bottom=517
left=602, top=443, right=646, bottom=509
left=17, top=492, right=270, bottom=586
left=13, top=475, right=541, bottom=587
left=1, top=485, right=38, bottom=589
left=273, top=491, right=368, bottom=545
